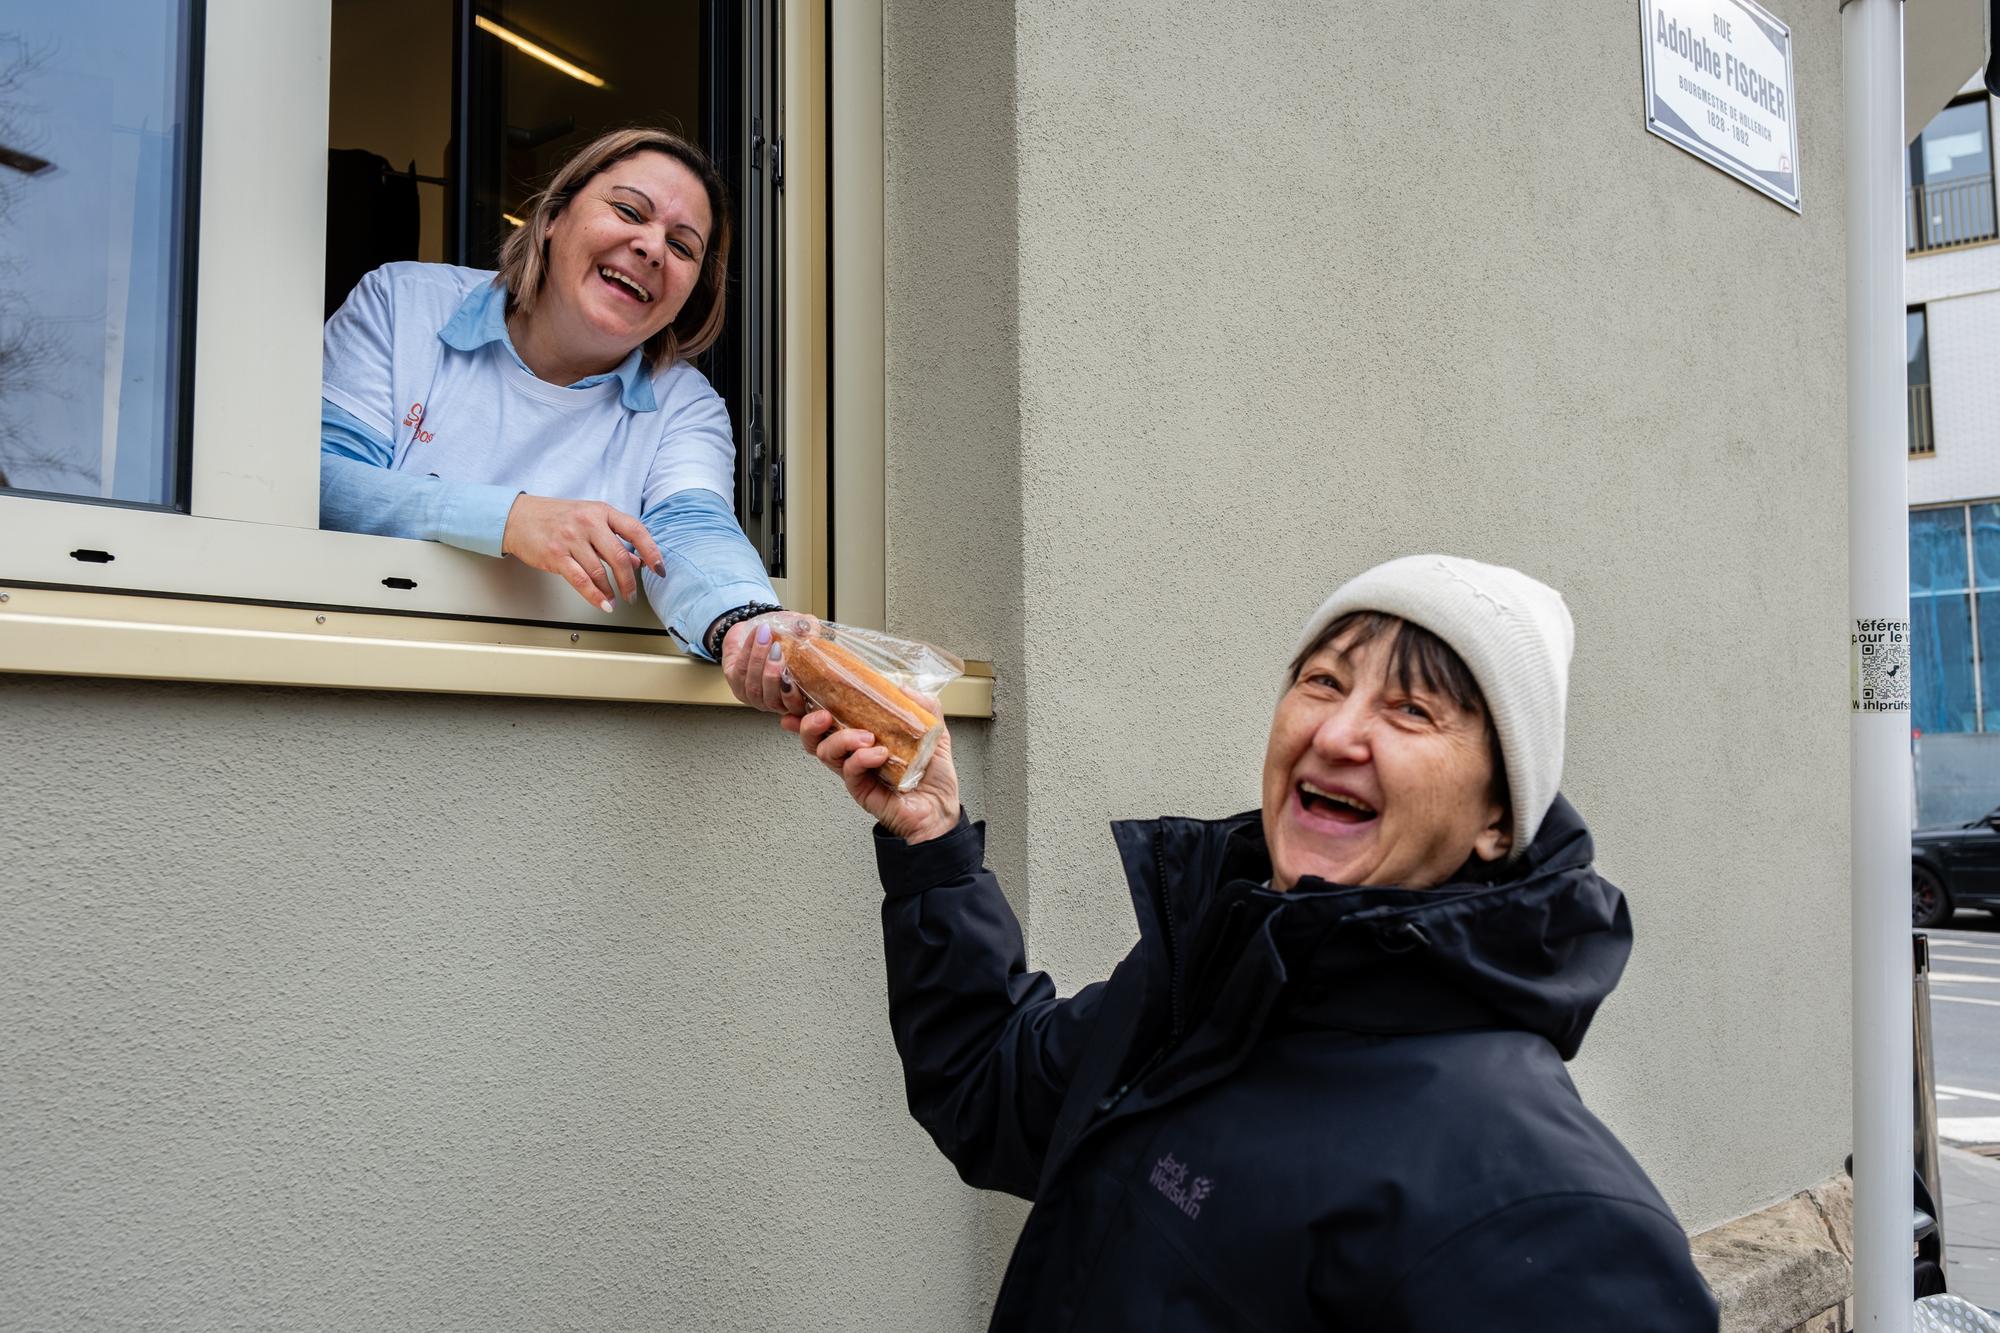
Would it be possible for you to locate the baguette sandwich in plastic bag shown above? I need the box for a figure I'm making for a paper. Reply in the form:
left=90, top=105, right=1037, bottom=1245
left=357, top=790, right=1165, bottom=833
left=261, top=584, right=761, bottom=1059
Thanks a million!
left=773, top=618, right=964, bottom=791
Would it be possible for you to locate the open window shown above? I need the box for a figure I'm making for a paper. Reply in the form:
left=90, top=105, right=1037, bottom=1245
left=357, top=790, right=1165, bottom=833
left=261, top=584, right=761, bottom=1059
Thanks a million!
left=0, top=0, right=828, bottom=640
left=0, top=0, right=973, bottom=711
left=324, top=0, right=786, bottom=575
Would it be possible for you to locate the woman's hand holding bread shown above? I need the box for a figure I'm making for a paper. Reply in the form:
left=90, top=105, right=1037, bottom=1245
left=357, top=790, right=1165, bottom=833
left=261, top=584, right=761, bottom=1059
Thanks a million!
left=783, top=703, right=960, bottom=843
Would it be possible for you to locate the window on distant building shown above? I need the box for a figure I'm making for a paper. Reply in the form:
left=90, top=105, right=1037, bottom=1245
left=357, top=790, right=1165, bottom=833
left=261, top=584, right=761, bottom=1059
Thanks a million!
left=0, top=1, right=199, bottom=506
left=1909, top=502, right=2000, bottom=733
left=1907, top=96, right=1996, bottom=253
left=1908, top=306, right=1934, bottom=457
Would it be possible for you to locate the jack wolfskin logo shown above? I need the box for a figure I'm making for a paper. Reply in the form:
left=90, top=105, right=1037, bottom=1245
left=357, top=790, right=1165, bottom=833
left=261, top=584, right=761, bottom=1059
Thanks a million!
left=1149, top=1152, right=1212, bottom=1221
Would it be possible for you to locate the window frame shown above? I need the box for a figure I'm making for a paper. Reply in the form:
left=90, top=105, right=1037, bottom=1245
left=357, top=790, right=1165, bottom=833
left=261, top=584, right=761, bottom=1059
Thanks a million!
left=0, top=0, right=931, bottom=709
left=1908, top=304, right=1935, bottom=458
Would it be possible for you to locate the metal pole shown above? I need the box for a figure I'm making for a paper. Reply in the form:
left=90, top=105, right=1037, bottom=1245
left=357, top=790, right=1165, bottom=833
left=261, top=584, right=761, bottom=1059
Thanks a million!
left=1845, top=0, right=1913, bottom=1327
left=1914, top=933, right=1944, bottom=1262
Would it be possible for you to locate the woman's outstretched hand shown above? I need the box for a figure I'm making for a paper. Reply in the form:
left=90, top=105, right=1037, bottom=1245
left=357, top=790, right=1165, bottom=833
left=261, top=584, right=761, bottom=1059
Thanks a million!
left=782, top=701, right=960, bottom=843
left=502, top=494, right=665, bottom=613
left=722, top=615, right=814, bottom=715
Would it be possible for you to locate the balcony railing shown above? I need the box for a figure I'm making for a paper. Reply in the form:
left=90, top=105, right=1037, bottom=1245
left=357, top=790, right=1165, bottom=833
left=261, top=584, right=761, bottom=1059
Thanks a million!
left=1910, top=383, right=1936, bottom=457
left=1908, top=174, right=1998, bottom=254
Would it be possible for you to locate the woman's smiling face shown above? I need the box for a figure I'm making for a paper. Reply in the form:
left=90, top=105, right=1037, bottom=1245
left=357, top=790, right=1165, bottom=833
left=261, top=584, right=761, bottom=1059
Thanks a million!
left=537, top=150, right=711, bottom=364
left=1260, top=621, right=1510, bottom=891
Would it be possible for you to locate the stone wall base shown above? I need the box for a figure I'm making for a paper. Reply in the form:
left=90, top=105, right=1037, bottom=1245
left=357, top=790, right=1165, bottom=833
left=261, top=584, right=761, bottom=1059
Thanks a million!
left=1689, top=1174, right=1853, bottom=1333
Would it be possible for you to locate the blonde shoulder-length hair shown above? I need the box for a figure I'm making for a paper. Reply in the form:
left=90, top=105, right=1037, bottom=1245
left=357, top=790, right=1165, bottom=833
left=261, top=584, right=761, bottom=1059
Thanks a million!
left=494, top=128, right=733, bottom=368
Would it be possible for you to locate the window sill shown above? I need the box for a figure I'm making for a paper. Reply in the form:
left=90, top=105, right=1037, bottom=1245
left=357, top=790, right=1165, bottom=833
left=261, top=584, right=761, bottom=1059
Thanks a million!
left=1906, top=235, right=1999, bottom=259
left=0, top=585, right=995, bottom=717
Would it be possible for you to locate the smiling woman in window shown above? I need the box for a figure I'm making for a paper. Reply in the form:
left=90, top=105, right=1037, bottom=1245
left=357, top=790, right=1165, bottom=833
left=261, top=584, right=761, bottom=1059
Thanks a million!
left=320, top=127, right=794, bottom=710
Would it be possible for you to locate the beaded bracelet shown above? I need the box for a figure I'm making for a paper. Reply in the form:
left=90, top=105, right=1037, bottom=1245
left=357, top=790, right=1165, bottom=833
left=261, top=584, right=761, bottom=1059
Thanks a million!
left=704, top=602, right=785, bottom=660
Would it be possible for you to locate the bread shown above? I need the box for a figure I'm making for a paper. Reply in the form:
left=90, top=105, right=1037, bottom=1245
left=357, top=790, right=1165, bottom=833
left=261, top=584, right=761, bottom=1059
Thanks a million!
left=780, top=633, right=944, bottom=791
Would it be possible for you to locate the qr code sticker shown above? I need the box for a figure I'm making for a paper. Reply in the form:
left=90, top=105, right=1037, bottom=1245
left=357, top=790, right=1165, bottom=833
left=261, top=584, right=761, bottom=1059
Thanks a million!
left=1853, top=620, right=1911, bottom=713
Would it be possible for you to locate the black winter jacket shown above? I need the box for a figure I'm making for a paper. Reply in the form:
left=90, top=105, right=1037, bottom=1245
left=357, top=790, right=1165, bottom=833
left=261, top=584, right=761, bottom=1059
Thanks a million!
left=872, top=795, right=1719, bottom=1331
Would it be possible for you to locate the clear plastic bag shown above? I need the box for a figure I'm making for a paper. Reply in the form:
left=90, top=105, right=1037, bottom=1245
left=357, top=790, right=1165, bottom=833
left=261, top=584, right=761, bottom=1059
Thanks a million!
left=773, top=618, right=964, bottom=791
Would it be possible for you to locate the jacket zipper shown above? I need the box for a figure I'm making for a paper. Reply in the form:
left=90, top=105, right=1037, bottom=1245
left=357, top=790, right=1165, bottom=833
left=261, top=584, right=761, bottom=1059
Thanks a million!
left=1095, top=833, right=1186, bottom=1115
left=1156, top=833, right=1186, bottom=1038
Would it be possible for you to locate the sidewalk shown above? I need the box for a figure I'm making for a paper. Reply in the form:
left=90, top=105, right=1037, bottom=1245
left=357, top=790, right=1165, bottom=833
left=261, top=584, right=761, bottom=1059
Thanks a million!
left=1944, top=1147, right=2000, bottom=1311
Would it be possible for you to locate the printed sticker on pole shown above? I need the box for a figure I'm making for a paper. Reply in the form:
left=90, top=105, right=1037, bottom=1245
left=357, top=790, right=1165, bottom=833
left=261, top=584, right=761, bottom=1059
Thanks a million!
left=1639, top=0, right=1801, bottom=213
left=1851, top=618, right=1911, bottom=714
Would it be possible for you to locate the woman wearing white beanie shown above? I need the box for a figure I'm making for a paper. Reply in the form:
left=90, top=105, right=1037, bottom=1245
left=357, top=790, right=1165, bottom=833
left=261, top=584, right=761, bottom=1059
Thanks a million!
left=1274, top=552, right=1576, bottom=882
left=783, top=554, right=1716, bottom=1331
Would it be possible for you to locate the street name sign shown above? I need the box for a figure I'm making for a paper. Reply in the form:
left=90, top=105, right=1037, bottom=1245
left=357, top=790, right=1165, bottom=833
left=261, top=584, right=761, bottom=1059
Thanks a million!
left=1640, top=0, right=1801, bottom=213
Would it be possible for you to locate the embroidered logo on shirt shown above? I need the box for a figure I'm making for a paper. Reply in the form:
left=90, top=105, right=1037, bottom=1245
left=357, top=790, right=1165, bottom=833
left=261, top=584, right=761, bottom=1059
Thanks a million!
left=402, top=402, right=436, bottom=444
left=1149, top=1152, right=1213, bottom=1221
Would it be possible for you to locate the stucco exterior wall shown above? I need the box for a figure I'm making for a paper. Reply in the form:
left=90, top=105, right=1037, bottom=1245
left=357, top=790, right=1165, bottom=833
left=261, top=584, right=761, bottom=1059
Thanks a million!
left=6, top=0, right=1856, bottom=1326
left=0, top=674, right=1005, bottom=1330
left=978, top=0, right=1847, bottom=1235
left=881, top=0, right=1029, bottom=917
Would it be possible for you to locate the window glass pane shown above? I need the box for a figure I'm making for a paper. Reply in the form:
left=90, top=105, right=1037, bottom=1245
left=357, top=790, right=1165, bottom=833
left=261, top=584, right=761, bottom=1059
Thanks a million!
left=1913, top=100, right=1995, bottom=248
left=1979, top=597, right=2000, bottom=734
left=1913, top=507, right=1978, bottom=734
left=1911, top=506, right=1970, bottom=595
left=1972, top=503, right=2000, bottom=589
left=0, top=2, right=195, bottom=506
left=1920, top=101, right=1993, bottom=184
left=1973, top=504, right=2000, bottom=731
left=1914, top=591, right=1980, bottom=734
left=1909, top=307, right=1933, bottom=455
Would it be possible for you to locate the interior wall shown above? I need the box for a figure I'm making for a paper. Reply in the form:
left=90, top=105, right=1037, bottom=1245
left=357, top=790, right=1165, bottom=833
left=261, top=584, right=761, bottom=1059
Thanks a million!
left=328, top=0, right=454, bottom=262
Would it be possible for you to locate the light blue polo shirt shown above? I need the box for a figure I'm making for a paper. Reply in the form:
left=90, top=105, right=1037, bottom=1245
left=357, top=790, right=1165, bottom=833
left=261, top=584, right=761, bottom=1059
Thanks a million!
left=319, top=263, right=777, bottom=657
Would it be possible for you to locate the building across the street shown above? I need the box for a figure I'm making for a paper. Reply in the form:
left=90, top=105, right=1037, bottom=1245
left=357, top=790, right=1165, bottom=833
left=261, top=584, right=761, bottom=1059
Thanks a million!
left=1908, top=73, right=2000, bottom=828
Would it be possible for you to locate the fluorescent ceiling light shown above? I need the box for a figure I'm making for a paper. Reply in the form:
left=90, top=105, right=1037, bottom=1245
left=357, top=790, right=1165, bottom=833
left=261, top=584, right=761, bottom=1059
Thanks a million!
left=473, top=14, right=607, bottom=89
left=502, top=212, right=526, bottom=228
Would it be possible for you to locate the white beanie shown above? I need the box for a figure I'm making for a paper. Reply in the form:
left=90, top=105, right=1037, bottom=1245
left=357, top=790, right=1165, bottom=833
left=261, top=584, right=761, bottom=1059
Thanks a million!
left=1296, top=555, right=1574, bottom=859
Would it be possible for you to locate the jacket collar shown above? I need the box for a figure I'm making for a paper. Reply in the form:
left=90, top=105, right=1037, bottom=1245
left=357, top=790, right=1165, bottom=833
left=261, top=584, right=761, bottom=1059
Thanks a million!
left=438, top=279, right=658, bottom=412
left=1110, top=795, right=1631, bottom=1061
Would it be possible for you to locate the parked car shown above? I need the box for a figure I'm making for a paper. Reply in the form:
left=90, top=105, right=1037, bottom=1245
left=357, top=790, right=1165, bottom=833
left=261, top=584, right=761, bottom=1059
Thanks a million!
left=1913, top=806, right=2000, bottom=926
